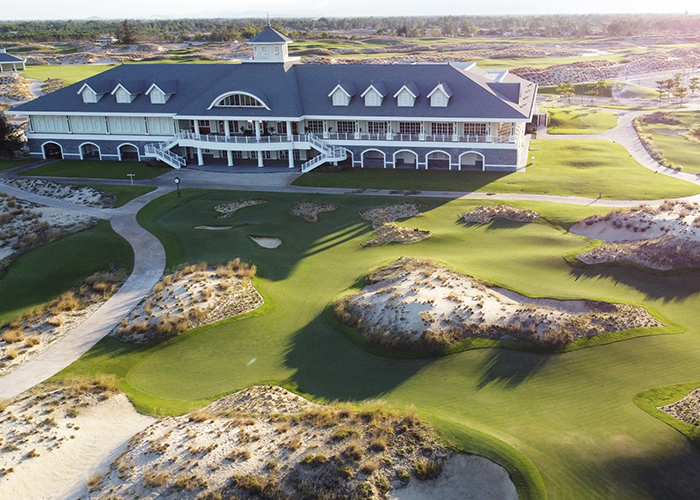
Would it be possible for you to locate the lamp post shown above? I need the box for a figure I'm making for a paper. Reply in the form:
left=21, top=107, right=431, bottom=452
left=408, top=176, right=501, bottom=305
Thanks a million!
left=175, top=176, right=180, bottom=198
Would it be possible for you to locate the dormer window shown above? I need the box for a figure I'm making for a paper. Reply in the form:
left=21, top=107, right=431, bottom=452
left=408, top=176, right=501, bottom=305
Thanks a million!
left=116, top=89, right=129, bottom=103
left=333, top=92, right=348, bottom=106
left=328, top=83, right=353, bottom=107
left=146, top=82, right=176, bottom=104
left=361, top=83, right=386, bottom=107
left=394, top=83, right=419, bottom=107
left=400, top=93, right=409, bottom=106
left=150, top=89, right=164, bottom=104
left=368, top=93, right=377, bottom=106
left=82, top=88, right=97, bottom=103
left=428, top=83, right=452, bottom=108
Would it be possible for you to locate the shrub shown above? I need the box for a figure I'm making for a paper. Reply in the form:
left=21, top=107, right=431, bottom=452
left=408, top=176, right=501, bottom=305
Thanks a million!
left=412, top=457, right=443, bottom=480
left=5, top=347, right=18, bottom=360
left=360, top=461, right=378, bottom=475
left=2, top=328, right=24, bottom=344
left=369, top=436, right=387, bottom=452
left=397, top=469, right=411, bottom=485
left=143, top=469, right=170, bottom=488
left=301, top=453, right=329, bottom=467
left=25, top=336, right=41, bottom=347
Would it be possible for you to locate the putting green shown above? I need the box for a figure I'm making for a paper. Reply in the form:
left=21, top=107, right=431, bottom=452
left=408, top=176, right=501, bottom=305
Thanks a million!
left=57, top=189, right=700, bottom=499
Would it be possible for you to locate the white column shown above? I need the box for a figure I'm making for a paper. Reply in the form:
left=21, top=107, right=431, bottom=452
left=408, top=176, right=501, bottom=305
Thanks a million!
left=288, top=148, right=294, bottom=168
left=197, top=148, right=203, bottom=166
left=195, top=119, right=201, bottom=135
left=286, top=121, right=293, bottom=141
left=257, top=152, right=263, bottom=168
left=255, top=121, right=261, bottom=141
left=227, top=150, right=233, bottom=166
left=224, top=120, right=230, bottom=139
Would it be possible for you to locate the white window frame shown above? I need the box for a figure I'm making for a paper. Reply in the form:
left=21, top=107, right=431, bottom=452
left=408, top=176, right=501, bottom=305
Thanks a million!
left=116, top=89, right=129, bottom=103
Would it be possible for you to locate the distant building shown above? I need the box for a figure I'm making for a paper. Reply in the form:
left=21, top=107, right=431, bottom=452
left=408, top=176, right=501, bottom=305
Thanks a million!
left=0, top=47, right=26, bottom=73
left=96, top=35, right=118, bottom=45
left=8, top=27, right=537, bottom=172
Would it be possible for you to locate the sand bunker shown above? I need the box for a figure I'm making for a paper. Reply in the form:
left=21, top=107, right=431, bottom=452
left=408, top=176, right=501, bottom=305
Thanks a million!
left=572, top=201, right=700, bottom=270
left=0, top=377, right=155, bottom=500
left=2, top=179, right=115, bottom=208
left=1, top=272, right=124, bottom=377
left=112, top=260, right=262, bottom=343
left=335, top=258, right=663, bottom=350
left=250, top=236, right=282, bottom=248
left=214, top=198, right=266, bottom=219
left=0, top=190, right=96, bottom=262
left=462, top=204, right=540, bottom=224
left=360, top=203, right=431, bottom=246
left=291, top=200, right=337, bottom=222
left=388, top=454, right=517, bottom=500
left=194, top=225, right=233, bottom=230
left=659, top=388, right=700, bottom=427
left=83, top=385, right=507, bottom=500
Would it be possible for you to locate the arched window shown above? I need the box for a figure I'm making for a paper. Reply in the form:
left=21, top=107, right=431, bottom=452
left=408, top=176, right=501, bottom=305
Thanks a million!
left=216, top=93, right=266, bottom=108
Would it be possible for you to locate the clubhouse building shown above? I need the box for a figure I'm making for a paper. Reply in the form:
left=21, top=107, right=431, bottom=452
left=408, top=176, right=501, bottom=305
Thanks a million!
left=9, top=27, right=537, bottom=172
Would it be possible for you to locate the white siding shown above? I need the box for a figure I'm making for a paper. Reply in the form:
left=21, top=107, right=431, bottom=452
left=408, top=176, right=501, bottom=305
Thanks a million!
left=396, top=89, right=415, bottom=107
left=332, top=90, right=349, bottom=106
left=33, top=115, right=69, bottom=133
left=108, top=117, right=147, bottom=135
left=364, top=89, right=382, bottom=107
left=81, top=88, right=97, bottom=103
left=430, top=91, right=448, bottom=107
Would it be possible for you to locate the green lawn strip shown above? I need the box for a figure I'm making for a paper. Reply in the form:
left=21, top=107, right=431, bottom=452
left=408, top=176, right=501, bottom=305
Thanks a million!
left=639, top=111, right=700, bottom=174
left=429, top=415, right=547, bottom=500
left=21, top=160, right=170, bottom=180
left=539, top=80, right=658, bottom=99
left=546, top=107, right=618, bottom=135
left=294, top=140, right=700, bottom=200
left=0, top=220, right=134, bottom=325
left=75, top=183, right=156, bottom=208
left=58, top=190, right=700, bottom=498
left=22, top=64, right=116, bottom=85
left=634, top=382, right=700, bottom=447
left=0, top=159, right=30, bottom=171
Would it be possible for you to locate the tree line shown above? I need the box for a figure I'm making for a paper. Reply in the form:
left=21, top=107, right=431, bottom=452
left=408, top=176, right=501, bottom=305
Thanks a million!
left=1, top=13, right=700, bottom=43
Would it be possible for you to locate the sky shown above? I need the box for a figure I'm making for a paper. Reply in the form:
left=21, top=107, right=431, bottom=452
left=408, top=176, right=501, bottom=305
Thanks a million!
left=1, top=0, right=699, bottom=21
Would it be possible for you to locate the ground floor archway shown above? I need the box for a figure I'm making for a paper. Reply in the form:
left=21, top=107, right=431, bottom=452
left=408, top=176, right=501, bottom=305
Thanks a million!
left=426, top=150, right=450, bottom=169
left=118, top=144, right=140, bottom=161
left=361, top=149, right=385, bottom=168
left=459, top=151, right=485, bottom=170
left=79, top=143, right=101, bottom=160
left=42, top=142, right=63, bottom=160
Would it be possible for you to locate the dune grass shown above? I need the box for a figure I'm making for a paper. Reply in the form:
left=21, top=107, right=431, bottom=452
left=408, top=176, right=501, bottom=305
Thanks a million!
left=638, top=111, right=700, bottom=174
left=293, top=139, right=700, bottom=200
left=0, top=220, right=133, bottom=325
left=546, top=107, right=618, bottom=135
left=76, top=184, right=156, bottom=208
left=54, top=188, right=700, bottom=499
left=21, top=160, right=170, bottom=180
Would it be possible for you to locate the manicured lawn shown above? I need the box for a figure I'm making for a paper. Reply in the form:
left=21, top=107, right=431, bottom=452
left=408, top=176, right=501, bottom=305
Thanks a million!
left=547, top=107, right=618, bottom=134
left=77, top=183, right=156, bottom=208
left=539, top=80, right=658, bottom=99
left=22, top=160, right=171, bottom=180
left=0, top=220, right=133, bottom=325
left=22, top=64, right=116, bottom=85
left=0, top=159, right=30, bottom=171
left=293, top=140, right=700, bottom=200
left=58, top=188, right=700, bottom=499
left=639, top=111, right=700, bottom=174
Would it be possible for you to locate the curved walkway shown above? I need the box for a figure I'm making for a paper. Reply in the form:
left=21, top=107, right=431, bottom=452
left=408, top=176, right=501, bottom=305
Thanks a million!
left=0, top=184, right=170, bottom=401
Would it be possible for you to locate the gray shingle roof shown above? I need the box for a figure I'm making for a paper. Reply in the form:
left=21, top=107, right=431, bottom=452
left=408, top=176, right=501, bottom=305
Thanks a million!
left=247, top=27, right=292, bottom=44
left=0, top=51, right=24, bottom=63
left=11, top=61, right=536, bottom=121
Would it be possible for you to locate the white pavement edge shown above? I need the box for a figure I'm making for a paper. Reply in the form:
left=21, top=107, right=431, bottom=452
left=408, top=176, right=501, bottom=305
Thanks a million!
left=0, top=187, right=171, bottom=401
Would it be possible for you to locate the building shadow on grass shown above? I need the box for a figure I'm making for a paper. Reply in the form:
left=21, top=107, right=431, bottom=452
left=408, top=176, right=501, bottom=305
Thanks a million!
left=283, top=314, right=433, bottom=402
left=569, top=266, right=700, bottom=303
left=476, top=348, right=551, bottom=390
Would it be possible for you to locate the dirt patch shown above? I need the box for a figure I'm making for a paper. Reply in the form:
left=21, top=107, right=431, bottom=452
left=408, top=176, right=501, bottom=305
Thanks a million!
left=0, top=271, right=125, bottom=377
left=572, top=201, right=700, bottom=270
left=659, top=388, right=700, bottom=427
left=0, top=376, right=155, bottom=500
left=214, top=199, right=266, bottom=219
left=84, top=385, right=496, bottom=500
left=2, top=179, right=115, bottom=208
left=0, top=190, right=97, bottom=263
left=334, top=258, right=662, bottom=350
left=0, top=74, right=33, bottom=102
left=250, top=236, right=281, bottom=248
left=462, top=204, right=540, bottom=224
left=360, top=203, right=431, bottom=246
left=112, top=260, right=262, bottom=343
left=643, top=111, right=681, bottom=125
left=290, top=200, right=337, bottom=222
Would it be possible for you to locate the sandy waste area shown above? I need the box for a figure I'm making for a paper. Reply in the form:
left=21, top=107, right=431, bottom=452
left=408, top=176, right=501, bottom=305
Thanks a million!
left=659, top=388, right=700, bottom=427
left=250, top=236, right=282, bottom=248
left=571, top=201, right=700, bottom=270
left=462, top=204, right=540, bottom=224
left=360, top=203, right=431, bottom=246
left=335, top=258, right=662, bottom=350
left=214, top=199, right=266, bottom=219
left=112, top=260, right=262, bottom=343
left=77, top=385, right=515, bottom=499
left=290, top=201, right=337, bottom=222
left=0, top=377, right=155, bottom=500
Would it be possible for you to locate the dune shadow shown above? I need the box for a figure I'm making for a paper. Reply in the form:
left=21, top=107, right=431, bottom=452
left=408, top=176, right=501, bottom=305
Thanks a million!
left=569, top=265, right=700, bottom=303
left=283, top=314, right=432, bottom=402
left=476, top=348, right=551, bottom=390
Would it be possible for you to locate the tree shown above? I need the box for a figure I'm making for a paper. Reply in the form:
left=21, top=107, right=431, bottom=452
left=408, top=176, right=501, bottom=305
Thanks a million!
left=0, top=113, right=25, bottom=159
left=593, top=79, right=607, bottom=96
left=689, top=76, right=700, bottom=96
left=556, top=81, right=576, bottom=103
left=116, top=19, right=136, bottom=45
left=673, top=86, right=688, bottom=106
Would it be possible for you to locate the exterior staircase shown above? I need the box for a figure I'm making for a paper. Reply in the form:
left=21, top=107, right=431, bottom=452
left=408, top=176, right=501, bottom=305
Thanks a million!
left=144, top=137, right=187, bottom=169
left=301, top=133, right=347, bottom=173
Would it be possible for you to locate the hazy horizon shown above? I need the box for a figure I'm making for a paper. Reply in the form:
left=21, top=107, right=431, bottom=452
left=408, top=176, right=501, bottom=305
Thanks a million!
left=1, top=0, right=699, bottom=22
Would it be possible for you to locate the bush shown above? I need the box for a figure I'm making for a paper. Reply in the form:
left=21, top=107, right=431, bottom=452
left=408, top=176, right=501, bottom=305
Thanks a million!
left=412, top=457, right=443, bottom=480
left=2, top=328, right=24, bottom=344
